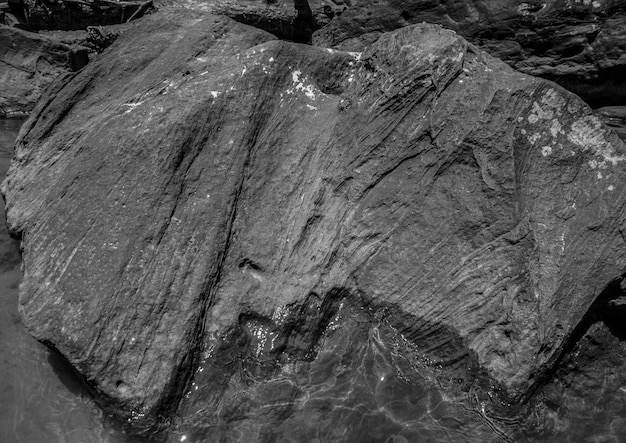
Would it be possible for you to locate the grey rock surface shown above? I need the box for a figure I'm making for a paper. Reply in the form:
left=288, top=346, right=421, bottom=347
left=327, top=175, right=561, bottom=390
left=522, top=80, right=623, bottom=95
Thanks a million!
left=3, top=9, right=626, bottom=439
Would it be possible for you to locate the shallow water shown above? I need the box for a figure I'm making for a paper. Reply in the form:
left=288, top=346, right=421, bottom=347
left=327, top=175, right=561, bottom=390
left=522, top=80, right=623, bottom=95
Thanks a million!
left=0, top=118, right=120, bottom=443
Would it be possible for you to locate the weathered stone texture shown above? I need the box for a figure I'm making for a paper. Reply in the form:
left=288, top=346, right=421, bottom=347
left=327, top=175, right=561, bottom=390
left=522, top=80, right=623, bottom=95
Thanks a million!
left=2, top=10, right=626, bottom=439
left=0, top=25, right=88, bottom=116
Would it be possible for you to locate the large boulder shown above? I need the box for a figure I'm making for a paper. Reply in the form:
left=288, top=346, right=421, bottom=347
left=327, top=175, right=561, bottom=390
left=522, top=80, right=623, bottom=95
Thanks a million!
left=3, top=10, right=626, bottom=440
left=0, top=25, right=88, bottom=116
left=312, top=0, right=626, bottom=108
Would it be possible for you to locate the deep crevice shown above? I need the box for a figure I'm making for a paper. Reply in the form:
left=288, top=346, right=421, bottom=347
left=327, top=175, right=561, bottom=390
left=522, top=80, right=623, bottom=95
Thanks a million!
left=527, top=276, right=626, bottom=401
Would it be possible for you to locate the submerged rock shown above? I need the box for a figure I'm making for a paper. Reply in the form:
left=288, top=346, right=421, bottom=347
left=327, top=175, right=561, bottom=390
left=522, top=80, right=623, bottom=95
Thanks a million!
left=0, top=25, right=88, bottom=116
left=3, top=10, right=626, bottom=440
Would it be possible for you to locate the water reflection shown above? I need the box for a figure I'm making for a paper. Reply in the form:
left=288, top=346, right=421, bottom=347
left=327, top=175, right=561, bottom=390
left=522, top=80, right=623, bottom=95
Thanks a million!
left=0, top=118, right=119, bottom=443
left=175, top=301, right=506, bottom=443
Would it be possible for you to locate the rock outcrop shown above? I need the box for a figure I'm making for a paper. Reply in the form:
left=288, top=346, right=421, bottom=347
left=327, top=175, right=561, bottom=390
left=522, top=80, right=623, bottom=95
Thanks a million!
left=0, top=25, right=88, bottom=116
left=3, top=10, right=626, bottom=440
left=312, top=0, right=626, bottom=108
left=5, top=0, right=153, bottom=31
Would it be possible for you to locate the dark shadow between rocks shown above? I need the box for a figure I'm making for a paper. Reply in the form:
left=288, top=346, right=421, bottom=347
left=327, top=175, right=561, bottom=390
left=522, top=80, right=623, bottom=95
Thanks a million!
left=542, top=65, right=626, bottom=109
left=46, top=347, right=95, bottom=398
left=530, top=276, right=626, bottom=398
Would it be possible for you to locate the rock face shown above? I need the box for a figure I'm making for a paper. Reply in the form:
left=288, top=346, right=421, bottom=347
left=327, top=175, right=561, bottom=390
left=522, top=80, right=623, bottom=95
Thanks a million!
left=3, top=10, right=626, bottom=440
left=0, top=25, right=88, bottom=116
left=312, top=0, right=626, bottom=107
left=595, top=106, right=626, bottom=141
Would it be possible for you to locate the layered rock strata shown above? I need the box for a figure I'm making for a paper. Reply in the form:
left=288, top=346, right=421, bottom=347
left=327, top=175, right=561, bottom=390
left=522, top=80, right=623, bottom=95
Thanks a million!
left=3, top=10, right=626, bottom=440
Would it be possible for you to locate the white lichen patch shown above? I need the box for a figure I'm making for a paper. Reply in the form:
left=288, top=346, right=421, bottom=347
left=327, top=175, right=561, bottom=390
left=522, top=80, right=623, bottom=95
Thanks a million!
left=348, top=51, right=362, bottom=62
left=550, top=120, right=563, bottom=138
left=567, top=115, right=626, bottom=168
left=285, top=69, right=319, bottom=100
left=523, top=88, right=625, bottom=173
left=529, top=133, right=541, bottom=145
left=210, top=91, right=220, bottom=98
left=528, top=101, right=554, bottom=123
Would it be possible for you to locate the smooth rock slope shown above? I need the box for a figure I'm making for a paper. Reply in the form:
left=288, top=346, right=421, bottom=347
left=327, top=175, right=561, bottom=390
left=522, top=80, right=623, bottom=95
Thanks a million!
left=3, top=10, right=626, bottom=439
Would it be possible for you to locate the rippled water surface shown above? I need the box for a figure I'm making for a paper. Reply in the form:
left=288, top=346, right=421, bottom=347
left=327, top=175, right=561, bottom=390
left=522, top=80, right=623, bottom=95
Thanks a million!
left=0, top=118, right=120, bottom=443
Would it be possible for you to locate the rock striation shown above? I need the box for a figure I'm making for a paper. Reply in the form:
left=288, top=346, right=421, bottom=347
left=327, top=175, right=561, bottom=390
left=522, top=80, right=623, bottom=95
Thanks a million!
left=3, top=10, right=626, bottom=440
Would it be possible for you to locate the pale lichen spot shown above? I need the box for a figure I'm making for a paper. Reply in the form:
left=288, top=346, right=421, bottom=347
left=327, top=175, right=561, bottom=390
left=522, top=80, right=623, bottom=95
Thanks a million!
left=529, top=101, right=554, bottom=123
left=597, top=171, right=603, bottom=179
left=210, top=91, right=219, bottom=98
left=608, top=185, right=615, bottom=191
left=568, top=115, right=626, bottom=167
left=541, top=146, right=552, bottom=156
left=529, top=133, right=541, bottom=145
left=550, top=120, right=562, bottom=138
left=286, top=69, right=318, bottom=100
left=306, top=104, right=317, bottom=111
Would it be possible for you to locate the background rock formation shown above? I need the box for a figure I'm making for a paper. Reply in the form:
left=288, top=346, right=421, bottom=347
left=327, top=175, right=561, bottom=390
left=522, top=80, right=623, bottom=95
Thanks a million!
left=311, top=0, right=626, bottom=108
left=3, top=9, right=626, bottom=441
left=0, top=25, right=88, bottom=116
